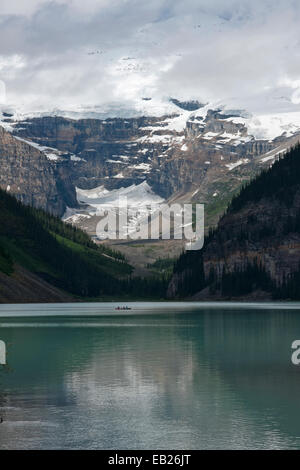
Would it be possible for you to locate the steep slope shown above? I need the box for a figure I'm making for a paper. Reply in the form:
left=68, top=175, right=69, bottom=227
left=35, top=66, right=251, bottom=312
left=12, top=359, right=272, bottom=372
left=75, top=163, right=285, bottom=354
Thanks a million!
left=0, top=188, right=139, bottom=303
left=2, top=103, right=298, bottom=228
left=0, top=126, right=76, bottom=216
left=0, top=265, right=74, bottom=303
left=168, top=144, right=300, bottom=300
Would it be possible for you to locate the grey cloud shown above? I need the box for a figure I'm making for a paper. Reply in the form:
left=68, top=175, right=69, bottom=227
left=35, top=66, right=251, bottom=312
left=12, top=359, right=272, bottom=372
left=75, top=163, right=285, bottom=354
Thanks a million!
left=0, top=0, right=300, bottom=115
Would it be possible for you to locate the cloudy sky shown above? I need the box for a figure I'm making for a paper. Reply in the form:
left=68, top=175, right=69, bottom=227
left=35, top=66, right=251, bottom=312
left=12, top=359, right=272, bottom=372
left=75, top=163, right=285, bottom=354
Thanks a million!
left=1, top=0, right=300, bottom=116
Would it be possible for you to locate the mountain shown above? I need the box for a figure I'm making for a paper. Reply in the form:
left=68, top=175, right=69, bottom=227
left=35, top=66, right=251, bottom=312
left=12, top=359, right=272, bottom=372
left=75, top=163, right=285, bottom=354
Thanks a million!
left=0, top=125, right=76, bottom=215
left=168, top=144, right=300, bottom=300
left=0, top=188, right=168, bottom=302
left=1, top=101, right=299, bottom=229
left=1, top=100, right=300, bottom=277
left=2, top=100, right=300, bottom=300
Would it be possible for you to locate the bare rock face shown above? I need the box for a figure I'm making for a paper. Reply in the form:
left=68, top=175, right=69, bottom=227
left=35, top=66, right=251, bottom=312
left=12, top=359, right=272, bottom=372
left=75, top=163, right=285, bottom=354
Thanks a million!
left=10, top=111, right=280, bottom=198
left=0, top=127, right=76, bottom=215
left=1, top=105, right=298, bottom=221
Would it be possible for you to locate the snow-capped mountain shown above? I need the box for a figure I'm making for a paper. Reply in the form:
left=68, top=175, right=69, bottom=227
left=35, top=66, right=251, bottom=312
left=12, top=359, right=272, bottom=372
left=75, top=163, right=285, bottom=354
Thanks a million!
left=1, top=97, right=300, bottom=234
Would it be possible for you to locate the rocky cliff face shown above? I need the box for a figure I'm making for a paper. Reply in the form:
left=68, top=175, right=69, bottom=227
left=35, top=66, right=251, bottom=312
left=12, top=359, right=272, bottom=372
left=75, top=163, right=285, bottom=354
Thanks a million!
left=0, top=102, right=298, bottom=220
left=0, top=126, right=77, bottom=215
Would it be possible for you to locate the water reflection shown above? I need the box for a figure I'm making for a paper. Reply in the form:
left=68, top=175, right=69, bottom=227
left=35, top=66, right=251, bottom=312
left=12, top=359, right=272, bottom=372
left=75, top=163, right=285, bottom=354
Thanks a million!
left=0, top=304, right=300, bottom=449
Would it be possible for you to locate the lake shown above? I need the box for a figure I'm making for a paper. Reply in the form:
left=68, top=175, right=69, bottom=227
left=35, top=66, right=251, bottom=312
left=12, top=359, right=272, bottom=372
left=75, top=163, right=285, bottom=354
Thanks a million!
left=0, top=302, right=300, bottom=449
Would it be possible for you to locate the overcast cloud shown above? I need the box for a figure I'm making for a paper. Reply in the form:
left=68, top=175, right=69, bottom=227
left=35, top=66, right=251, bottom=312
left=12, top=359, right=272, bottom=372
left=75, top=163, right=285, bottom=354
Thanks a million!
left=1, top=0, right=300, bottom=116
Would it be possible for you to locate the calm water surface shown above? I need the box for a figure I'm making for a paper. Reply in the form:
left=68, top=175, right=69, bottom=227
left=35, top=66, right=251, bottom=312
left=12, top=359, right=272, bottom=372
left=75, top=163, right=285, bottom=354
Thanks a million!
left=0, top=302, right=300, bottom=449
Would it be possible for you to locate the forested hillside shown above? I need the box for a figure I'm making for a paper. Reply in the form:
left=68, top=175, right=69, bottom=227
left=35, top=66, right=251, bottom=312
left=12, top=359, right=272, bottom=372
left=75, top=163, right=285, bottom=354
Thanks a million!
left=169, top=144, right=300, bottom=300
left=0, top=188, right=166, bottom=301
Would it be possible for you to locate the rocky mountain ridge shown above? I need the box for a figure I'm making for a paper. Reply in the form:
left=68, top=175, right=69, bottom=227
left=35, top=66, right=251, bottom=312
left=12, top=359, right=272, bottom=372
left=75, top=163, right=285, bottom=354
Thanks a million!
left=0, top=126, right=76, bottom=215
left=0, top=100, right=299, bottom=226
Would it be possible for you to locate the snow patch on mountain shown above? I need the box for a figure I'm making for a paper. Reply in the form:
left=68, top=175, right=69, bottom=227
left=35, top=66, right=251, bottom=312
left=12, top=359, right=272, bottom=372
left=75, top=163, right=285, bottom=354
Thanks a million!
left=62, top=208, right=92, bottom=224
left=64, top=181, right=165, bottom=238
left=226, top=159, right=249, bottom=171
left=10, top=134, right=85, bottom=163
left=138, top=134, right=184, bottom=144
left=260, top=147, right=287, bottom=163
left=2, top=98, right=300, bottom=147
left=75, top=181, right=164, bottom=212
left=129, top=163, right=151, bottom=172
left=203, top=132, right=219, bottom=140
left=226, top=112, right=300, bottom=141
left=13, top=136, right=64, bottom=161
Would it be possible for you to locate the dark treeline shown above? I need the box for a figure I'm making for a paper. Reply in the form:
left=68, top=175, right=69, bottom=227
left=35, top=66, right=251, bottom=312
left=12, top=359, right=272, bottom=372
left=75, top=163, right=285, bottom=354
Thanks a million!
left=217, top=261, right=274, bottom=297
left=172, top=249, right=298, bottom=299
left=3, top=143, right=300, bottom=300
left=0, top=241, right=13, bottom=275
left=31, top=207, right=126, bottom=261
left=0, top=188, right=167, bottom=299
left=229, top=143, right=300, bottom=212
left=172, top=144, right=300, bottom=299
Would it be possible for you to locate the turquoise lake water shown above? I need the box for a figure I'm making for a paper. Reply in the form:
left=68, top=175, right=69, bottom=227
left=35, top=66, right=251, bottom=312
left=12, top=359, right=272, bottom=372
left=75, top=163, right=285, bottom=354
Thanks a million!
left=0, top=302, right=300, bottom=449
